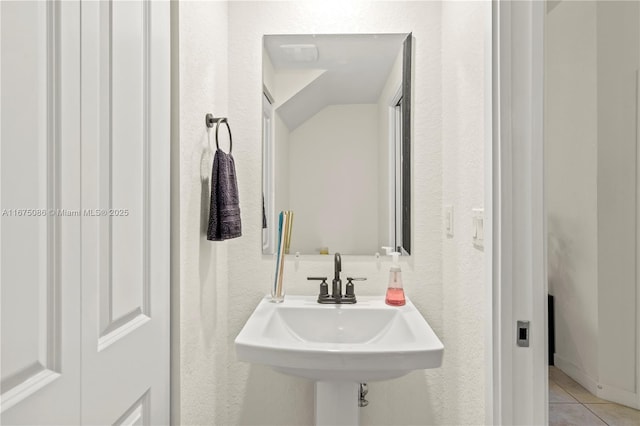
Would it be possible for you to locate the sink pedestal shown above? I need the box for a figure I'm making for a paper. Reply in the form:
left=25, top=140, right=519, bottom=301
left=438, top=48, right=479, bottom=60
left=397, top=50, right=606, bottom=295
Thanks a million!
left=314, top=382, right=359, bottom=426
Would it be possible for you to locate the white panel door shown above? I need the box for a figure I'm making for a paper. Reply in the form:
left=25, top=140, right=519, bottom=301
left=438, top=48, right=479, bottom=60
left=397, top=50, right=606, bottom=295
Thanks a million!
left=80, top=0, right=170, bottom=425
left=2, top=0, right=170, bottom=424
left=1, top=1, right=81, bottom=424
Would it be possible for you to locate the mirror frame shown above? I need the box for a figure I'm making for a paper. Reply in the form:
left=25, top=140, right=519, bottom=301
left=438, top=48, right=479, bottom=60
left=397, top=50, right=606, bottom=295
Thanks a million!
left=262, top=33, right=413, bottom=256
left=401, top=33, right=412, bottom=255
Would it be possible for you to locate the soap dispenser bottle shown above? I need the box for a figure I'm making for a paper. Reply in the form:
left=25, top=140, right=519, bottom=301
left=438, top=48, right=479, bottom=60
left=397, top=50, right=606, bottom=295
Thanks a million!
left=385, top=252, right=406, bottom=306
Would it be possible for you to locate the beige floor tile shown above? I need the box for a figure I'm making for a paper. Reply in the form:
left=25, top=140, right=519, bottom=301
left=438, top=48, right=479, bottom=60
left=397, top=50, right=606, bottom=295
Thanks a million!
left=549, top=367, right=608, bottom=404
left=550, top=380, right=579, bottom=403
left=549, top=366, right=567, bottom=382
left=550, top=403, right=607, bottom=426
left=585, top=403, right=640, bottom=426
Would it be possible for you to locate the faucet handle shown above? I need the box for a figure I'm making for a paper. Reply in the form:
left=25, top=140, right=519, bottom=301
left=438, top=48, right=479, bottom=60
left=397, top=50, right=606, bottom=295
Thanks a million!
left=308, top=277, right=330, bottom=302
left=343, top=277, right=366, bottom=303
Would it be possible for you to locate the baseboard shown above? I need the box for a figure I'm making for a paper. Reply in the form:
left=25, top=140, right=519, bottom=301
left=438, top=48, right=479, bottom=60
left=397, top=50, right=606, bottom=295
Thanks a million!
left=554, top=354, right=640, bottom=409
left=554, top=354, right=599, bottom=396
left=598, top=383, right=640, bottom=410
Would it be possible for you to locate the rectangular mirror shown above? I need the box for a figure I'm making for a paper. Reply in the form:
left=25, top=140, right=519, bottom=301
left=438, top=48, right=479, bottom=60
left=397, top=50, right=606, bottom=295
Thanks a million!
left=262, top=33, right=412, bottom=256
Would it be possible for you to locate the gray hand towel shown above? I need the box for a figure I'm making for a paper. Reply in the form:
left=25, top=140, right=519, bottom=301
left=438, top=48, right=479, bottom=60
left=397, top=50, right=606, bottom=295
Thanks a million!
left=207, top=149, right=241, bottom=241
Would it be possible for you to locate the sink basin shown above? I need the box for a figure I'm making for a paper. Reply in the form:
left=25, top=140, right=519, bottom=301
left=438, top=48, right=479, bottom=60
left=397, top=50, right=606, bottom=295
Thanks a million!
left=235, top=295, right=444, bottom=382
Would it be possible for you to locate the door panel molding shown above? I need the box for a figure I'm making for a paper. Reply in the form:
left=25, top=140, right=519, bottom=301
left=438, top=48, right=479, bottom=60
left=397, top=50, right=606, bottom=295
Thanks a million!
left=1, top=1, right=62, bottom=411
left=0, top=366, right=60, bottom=414
left=96, top=0, right=152, bottom=348
left=114, top=389, right=150, bottom=426
left=81, top=0, right=169, bottom=423
left=1, top=1, right=81, bottom=422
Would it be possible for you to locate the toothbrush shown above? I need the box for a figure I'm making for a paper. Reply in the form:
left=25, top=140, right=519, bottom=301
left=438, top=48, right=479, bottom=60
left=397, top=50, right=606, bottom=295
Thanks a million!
left=273, top=211, right=284, bottom=296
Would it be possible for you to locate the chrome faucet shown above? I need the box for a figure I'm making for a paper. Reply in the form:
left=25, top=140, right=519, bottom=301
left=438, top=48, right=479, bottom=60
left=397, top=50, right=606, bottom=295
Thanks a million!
left=307, top=253, right=366, bottom=304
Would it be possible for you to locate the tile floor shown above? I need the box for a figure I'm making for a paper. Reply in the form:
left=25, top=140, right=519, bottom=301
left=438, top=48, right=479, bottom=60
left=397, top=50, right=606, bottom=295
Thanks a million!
left=549, top=366, right=640, bottom=426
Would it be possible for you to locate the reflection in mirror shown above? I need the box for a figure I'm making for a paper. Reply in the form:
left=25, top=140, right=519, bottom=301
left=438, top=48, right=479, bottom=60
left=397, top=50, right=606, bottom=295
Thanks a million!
left=262, top=34, right=411, bottom=256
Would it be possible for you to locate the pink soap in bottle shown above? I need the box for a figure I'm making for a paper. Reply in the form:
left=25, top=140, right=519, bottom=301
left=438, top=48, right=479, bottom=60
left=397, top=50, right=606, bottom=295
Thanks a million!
left=385, top=251, right=405, bottom=306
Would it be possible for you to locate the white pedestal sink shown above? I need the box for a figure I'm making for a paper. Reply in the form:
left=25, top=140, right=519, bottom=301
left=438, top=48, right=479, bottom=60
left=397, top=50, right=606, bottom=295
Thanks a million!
left=235, top=295, right=444, bottom=425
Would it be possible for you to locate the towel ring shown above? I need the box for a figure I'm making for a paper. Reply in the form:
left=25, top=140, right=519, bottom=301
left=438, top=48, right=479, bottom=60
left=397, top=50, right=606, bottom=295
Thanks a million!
left=205, top=113, right=232, bottom=154
left=215, top=118, right=232, bottom=154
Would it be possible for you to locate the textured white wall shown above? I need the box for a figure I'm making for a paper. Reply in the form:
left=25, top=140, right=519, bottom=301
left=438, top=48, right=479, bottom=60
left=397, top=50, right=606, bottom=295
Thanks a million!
left=441, top=2, right=488, bottom=424
left=176, top=1, right=488, bottom=424
left=288, top=104, right=379, bottom=255
left=176, top=1, right=230, bottom=425
left=545, top=0, right=600, bottom=384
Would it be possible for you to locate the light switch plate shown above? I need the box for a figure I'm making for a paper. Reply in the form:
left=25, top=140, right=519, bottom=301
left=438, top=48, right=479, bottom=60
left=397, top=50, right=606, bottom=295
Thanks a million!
left=472, top=208, right=484, bottom=248
left=444, top=205, right=454, bottom=237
